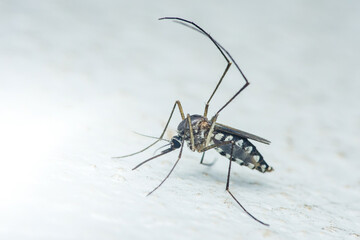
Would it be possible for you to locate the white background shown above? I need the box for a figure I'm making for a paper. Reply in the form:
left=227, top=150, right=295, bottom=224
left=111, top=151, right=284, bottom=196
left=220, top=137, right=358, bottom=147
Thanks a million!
left=0, top=0, right=359, bottom=239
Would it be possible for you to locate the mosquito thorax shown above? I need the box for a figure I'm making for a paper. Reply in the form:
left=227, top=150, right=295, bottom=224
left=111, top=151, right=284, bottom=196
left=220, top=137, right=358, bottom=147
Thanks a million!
left=177, top=114, right=211, bottom=133
left=177, top=114, right=211, bottom=151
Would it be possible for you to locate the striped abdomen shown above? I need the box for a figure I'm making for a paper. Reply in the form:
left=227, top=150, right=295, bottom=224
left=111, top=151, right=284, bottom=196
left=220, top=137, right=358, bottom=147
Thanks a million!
left=212, top=131, right=273, bottom=173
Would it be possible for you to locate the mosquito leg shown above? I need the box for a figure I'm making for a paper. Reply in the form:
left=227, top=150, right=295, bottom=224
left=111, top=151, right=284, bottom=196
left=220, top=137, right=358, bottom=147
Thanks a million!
left=186, top=114, right=196, bottom=151
left=225, top=141, right=269, bottom=226
left=204, top=62, right=231, bottom=117
left=199, top=140, right=233, bottom=152
left=204, top=114, right=218, bottom=148
left=114, top=100, right=185, bottom=158
left=147, top=139, right=185, bottom=196
left=199, top=139, right=269, bottom=225
left=159, top=17, right=251, bottom=116
left=199, top=152, right=217, bottom=166
left=200, top=152, right=205, bottom=164
left=216, top=81, right=249, bottom=115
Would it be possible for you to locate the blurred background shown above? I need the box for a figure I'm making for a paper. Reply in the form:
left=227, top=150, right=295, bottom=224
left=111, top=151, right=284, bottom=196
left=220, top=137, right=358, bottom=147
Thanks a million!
left=0, top=0, right=359, bottom=239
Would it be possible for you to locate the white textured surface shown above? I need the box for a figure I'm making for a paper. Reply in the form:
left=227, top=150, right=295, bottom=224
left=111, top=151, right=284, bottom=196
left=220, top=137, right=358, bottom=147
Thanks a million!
left=0, top=1, right=359, bottom=239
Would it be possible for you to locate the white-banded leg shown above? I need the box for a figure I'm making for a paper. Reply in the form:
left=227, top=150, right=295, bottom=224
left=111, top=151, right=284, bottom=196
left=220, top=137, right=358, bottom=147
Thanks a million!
left=114, top=100, right=185, bottom=158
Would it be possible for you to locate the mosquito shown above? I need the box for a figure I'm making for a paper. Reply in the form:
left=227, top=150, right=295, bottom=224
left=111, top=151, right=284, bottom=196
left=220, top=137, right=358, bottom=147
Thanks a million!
left=115, top=17, right=273, bottom=226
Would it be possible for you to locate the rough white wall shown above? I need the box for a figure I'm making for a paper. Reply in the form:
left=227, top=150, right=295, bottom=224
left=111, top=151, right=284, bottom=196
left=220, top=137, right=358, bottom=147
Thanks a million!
left=0, top=0, right=359, bottom=239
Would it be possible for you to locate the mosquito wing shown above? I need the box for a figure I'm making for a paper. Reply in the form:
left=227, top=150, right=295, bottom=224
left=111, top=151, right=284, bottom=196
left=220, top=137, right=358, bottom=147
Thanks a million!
left=214, top=123, right=271, bottom=144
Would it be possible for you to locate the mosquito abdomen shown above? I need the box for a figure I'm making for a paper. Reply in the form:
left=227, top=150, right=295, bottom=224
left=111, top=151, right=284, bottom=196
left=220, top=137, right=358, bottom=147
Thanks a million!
left=212, top=132, right=273, bottom=173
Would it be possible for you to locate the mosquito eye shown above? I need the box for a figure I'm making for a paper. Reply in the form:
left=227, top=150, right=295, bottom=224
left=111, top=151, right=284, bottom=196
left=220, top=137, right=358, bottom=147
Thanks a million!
left=171, top=138, right=182, bottom=149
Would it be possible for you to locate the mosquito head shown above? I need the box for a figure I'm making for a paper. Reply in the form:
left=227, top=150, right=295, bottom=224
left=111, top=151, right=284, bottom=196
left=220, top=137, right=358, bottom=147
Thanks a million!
left=132, top=135, right=183, bottom=171
left=170, top=135, right=182, bottom=149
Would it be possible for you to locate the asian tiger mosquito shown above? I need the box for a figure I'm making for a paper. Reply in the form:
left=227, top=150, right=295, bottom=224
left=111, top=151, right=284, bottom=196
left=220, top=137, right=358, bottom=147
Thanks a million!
left=115, top=17, right=273, bottom=226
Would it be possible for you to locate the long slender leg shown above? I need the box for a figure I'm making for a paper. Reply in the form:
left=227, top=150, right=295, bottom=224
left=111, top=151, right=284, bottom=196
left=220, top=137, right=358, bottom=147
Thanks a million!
left=200, top=152, right=205, bottom=164
left=147, top=139, right=185, bottom=196
left=199, top=139, right=269, bottom=225
left=186, top=114, right=195, bottom=151
left=225, top=141, right=269, bottom=226
left=204, top=62, right=231, bottom=117
left=216, top=82, right=249, bottom=115
left=160, top=17, right=250, bottom=116
left=199, top=140, right=233, bottom=152
left=114, top=100, right=185, bottom=158
left=200, top=152, right=217, bottom=167
left=204, top=114, right=218, bottom=148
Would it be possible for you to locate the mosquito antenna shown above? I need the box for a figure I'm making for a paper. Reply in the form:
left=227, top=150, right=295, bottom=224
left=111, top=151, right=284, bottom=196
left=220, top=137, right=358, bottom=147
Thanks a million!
left=113, top=101, right=184, bottom=159
left=132, top=147, right=176, bottom=170
left=147, top=138, right=185, bottom=196
left=133, top=131, right=170, bottom=143
left=112, top=132, right=170, bottom=159
left=159, top=17, right=250, bottom=116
